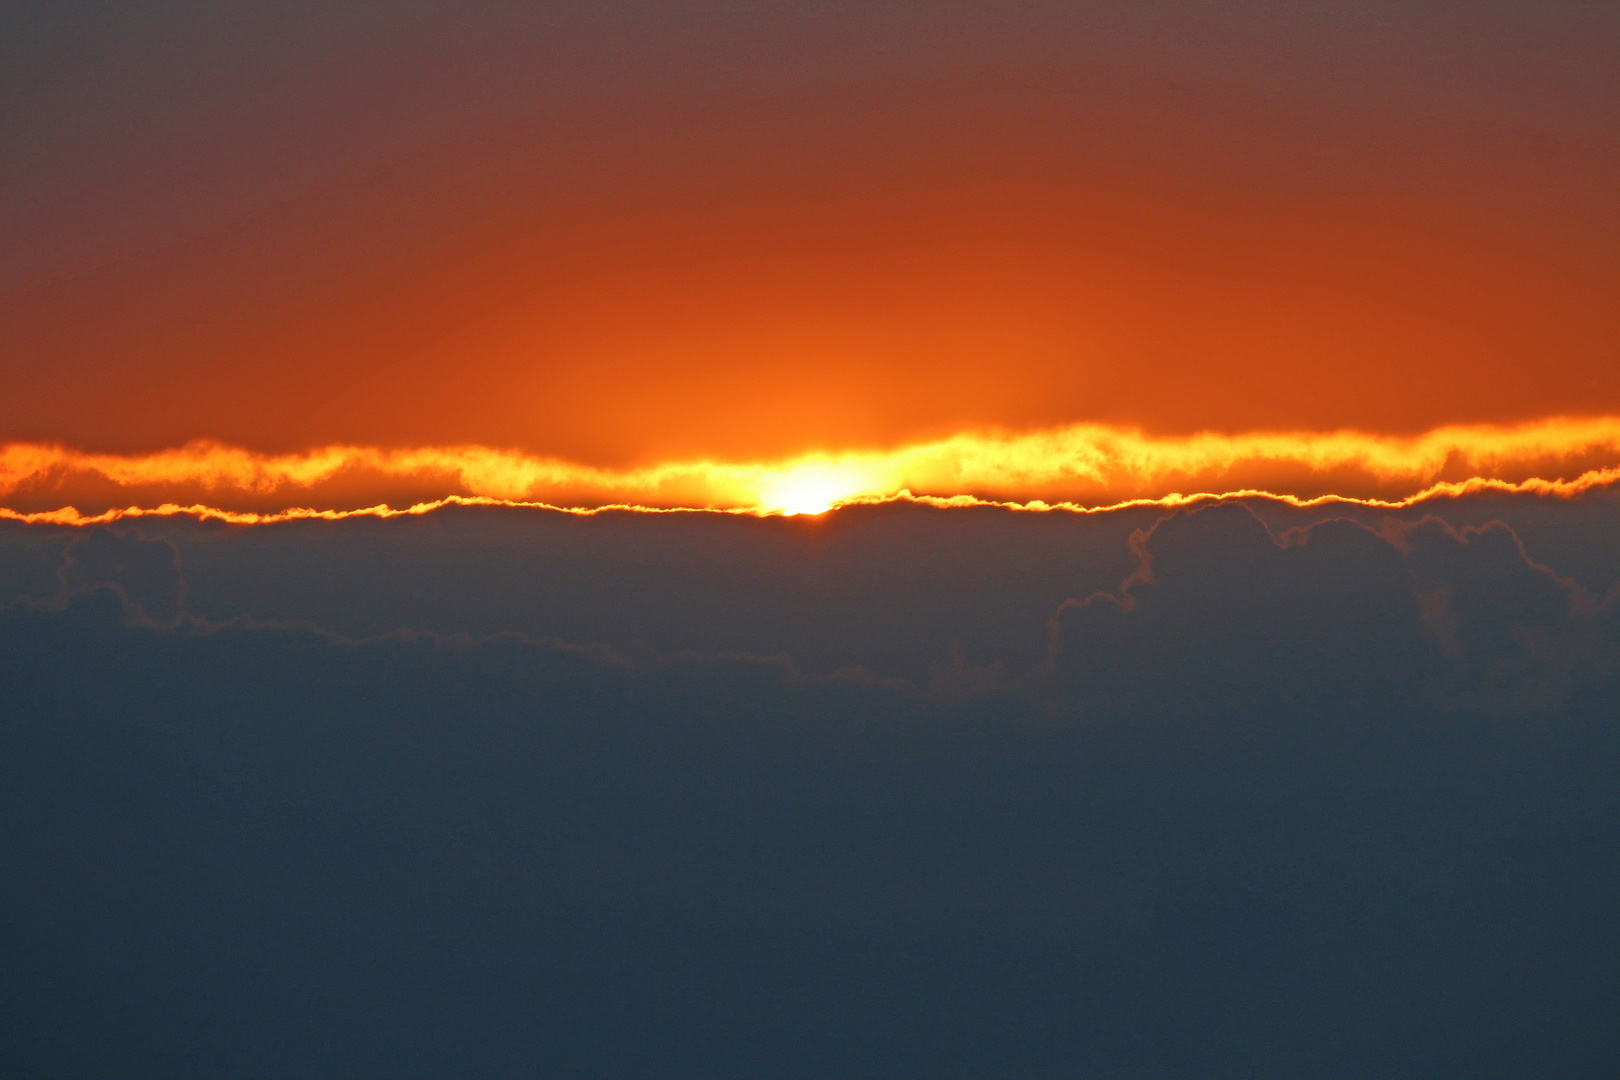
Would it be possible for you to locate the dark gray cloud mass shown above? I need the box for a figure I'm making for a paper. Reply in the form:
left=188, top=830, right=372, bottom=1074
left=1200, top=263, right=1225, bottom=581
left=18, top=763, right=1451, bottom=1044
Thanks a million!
left=54, top=528, right=186, bottom=624
left=1052, top=503, right=1618, bottom=717
left=1, top=495, right=1617, bottom=1077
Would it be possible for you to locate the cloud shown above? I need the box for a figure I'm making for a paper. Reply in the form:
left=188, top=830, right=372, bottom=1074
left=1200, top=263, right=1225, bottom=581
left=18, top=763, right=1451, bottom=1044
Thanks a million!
left=57, top=527, right=186, bottom=624
left=1051, top=502, right=1620, bottom=716
left=2, top=559, right=1618, bottom=1077
left=7, top=480, right=1620, bottom=690
left=1396, top=517, right=1615, bottom=711
left=5, top=415, right=1620, bottom=515
left=4, top=489, right=1620, bottom=1076
left=2, top=497, right=1156, bottom=685
left=1050, top=504, right=1433, bottom=713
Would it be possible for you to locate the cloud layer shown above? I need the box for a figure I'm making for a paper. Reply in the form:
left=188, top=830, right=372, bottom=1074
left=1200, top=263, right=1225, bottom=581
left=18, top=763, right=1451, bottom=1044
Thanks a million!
left=6, top=416, right=1620, bottom=516
left=2, top=490, right=1617, bottom=1077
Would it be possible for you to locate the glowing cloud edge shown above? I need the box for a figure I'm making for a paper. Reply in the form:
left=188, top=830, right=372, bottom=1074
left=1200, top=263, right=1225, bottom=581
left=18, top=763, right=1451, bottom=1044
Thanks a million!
left=4, top=416, right=1620, bottom=518
left=3, top=465, right=1617, bottom=531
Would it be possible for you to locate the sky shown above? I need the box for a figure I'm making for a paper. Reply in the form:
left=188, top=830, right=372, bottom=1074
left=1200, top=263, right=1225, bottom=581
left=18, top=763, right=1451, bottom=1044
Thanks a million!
left=3, top=3, right=1619, bottom=1076
left=4, top=0, right=1620, bottom=513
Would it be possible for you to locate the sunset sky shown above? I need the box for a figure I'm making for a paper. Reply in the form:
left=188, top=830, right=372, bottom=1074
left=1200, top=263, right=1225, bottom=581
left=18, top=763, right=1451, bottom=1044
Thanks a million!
left=5, top=0, right=1619, bottom=510
left=4, top=4, right=1619, bottom=1077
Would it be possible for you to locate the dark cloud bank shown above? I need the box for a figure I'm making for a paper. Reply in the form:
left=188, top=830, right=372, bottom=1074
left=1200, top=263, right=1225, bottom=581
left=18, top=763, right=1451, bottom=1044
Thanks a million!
left=2, top=493, right=1618, bottom=1077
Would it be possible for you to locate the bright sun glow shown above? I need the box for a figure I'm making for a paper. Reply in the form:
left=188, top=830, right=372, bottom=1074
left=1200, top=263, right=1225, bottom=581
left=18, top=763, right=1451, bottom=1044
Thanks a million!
left=759, top=462, right=869, bottom=515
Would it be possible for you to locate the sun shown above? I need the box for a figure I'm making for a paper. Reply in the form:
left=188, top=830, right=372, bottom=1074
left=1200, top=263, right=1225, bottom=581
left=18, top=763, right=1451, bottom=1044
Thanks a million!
left=760, top=461, right=868, bottom=516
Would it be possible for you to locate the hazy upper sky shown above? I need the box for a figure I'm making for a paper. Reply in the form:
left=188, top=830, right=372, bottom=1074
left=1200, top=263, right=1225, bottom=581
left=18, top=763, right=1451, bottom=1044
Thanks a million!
left=5, top=0, right=1618, bottom=463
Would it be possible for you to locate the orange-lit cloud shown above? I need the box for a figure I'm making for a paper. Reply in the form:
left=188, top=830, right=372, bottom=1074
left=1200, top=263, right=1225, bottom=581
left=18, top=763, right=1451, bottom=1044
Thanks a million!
left=4, top=416, right=1620, bottom=519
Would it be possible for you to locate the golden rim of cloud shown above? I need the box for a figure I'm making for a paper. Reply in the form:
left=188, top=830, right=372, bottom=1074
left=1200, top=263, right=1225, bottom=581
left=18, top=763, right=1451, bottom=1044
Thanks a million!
left=4, top=415, right=1620, bottom=521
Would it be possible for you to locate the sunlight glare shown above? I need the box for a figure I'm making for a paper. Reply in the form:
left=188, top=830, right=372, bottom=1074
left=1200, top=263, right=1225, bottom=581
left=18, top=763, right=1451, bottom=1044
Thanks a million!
left=760, top=461, right=869, bottom=515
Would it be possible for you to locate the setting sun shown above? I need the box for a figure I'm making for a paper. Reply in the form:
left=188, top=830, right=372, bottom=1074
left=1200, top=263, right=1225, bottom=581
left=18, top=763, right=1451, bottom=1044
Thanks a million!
left=758, top=461, right=872, bottom=515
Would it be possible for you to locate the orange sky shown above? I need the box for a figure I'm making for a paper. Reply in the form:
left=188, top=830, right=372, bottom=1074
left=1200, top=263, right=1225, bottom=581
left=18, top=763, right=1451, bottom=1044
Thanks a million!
left=4, top=1, right=1618, bottom=491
